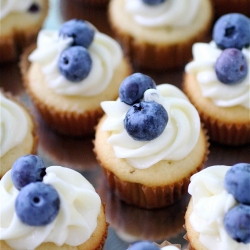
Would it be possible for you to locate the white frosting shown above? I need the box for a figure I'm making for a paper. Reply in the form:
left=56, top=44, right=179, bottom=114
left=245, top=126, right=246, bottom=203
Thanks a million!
left=185, top=41, right=250, bottom=109
left=0, top=93, right=28, bottom=157
left=0, top=166, right=101, bottom=249
left=125, top=0, right=200, bottom=28
left=101, top=84, right=200, bottom=169
left=28, top=29, right=122, bottom=97
left=188, top=165, right=250, bottom=250
left=0, top=0, right=40, bottom=19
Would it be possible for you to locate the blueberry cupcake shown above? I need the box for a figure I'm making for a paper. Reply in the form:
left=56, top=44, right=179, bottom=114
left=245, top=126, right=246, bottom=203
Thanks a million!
left=183, top=13, right=250, bottom=146
left=0, top=91, right=37, bottom=178
left=185, top=163, right=250, bottom=250
left=127, top=240, right=181, bottom=250
left=108, top=0, right=213, bottom=70
left=21, top=19, right=131, bottom=136
left=0, top=155, right=108, bottom=250
left=94, top=73, right=209, bottom=209
left=0, top=0, right=49, bottom=63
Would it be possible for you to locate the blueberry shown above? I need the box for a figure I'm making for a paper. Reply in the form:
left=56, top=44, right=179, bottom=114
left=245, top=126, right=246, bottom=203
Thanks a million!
left=224, top=163, right=250, bottom=205
left=11, top=155, right=46, bottom=190
left=142, top=0, right=166, bottom=5
left=213, top=13, right=250, bottom=50
left=28, top=3, right=40, bottom=13
left=59, top=46, right=92, bottom=82
left=15, top=182, right=60, bottom=226
left=119, top=73, right=156, bottom=105
left=128, top=241, right=160, bottom=250
left=215, top=48, right=248, bottom=85
left=124, top=101, right=168, bottom=141
left=224, top=204, right=250, bottom=244
left=59, top=19, right=95, bottom=48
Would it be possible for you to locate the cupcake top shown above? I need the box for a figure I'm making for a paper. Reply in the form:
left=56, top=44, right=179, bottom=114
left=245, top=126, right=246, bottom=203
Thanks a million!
left=100, top=73, right=200, bottom=169
left=29, top=19, right=122, bottom=97
left=0, top=155, right=101, bottom=249
left=125, top=0, right=200, bottom=28
left=188, top=163, right=250, bottom=249
left=0, top=92, right=29, bottom=157
left=0, top=0, right=43, bottom=19
left=185, top=13, right=250, bottom=109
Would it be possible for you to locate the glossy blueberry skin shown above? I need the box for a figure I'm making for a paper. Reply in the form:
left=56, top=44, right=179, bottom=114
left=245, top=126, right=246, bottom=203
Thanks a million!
left=124, top=101, right=168, bottom=141
left=142, top=0, right=166, bottom=5
left=59, top=46, right=92, bottom=82
left=224, top=163, right=250, bottom=205
left=224, top=204, right=250, bottom=244
left=119, top=73, right=156, bottom=105
left=128, top=241, right=160, bottom=250
left=215, top=48, right=248, bottom=84
left=11, top=155, right=46, bottom=190
left=15, top=182, right=60, bottom=226
left=213, top=13, right=250, bottom=50
left=59, top=19, right=95, bottom=48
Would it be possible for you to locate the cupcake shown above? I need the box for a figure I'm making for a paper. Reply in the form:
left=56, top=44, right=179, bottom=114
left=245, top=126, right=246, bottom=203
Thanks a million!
left=108, top=0, right=213, bottom=70
left=94, top=73, right=209, bottom=209
left=184, top=163, right=250, bottom=250
left=0, top=0, right=49, bottom=63
left=127, top=240, right=181, bottom=250
left=0, top=91, right=37, bottom=178
left=21, top=18, right=132, bottom=137
left=0, top=154, right=108, bottom=250
left=183, top=13, right=250, bottom=146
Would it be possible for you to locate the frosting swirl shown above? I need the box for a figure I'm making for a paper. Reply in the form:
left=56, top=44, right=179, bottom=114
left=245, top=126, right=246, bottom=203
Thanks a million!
left=28, top=29, right=122, bottom=97
left=0, top=166, right=101, bottom=249
left=101, top=84, right=200, bottom=169
left=0, top=0, right=40, bottom=19
left=188, top=165, right=250, bottom=250
left=185, top=42, right=250, bottom=109
left=125, top=0, right=200, bottom=28
left=0, top=93, right=28, bottom=157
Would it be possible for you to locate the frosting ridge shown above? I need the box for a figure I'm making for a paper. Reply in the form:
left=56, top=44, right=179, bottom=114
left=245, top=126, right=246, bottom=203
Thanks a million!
left=28, top=29, right=122, bottom=97
left=0, top=166, right=101, bottom=249
left=188, top=165, right=250, bottom=250
left=0, top=93, right=28, bottom=157
left=125, top=0, right=200, bottom=28
left=101, top=84, right=200, bottom=169
left=185, top=41, right=250, bottom=109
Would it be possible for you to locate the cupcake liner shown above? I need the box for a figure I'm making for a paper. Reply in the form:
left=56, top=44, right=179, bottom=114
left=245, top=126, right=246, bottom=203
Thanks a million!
left=183, top=74, right=250, bottom=146
left=198, top=111, right=250, bottom=146
left=30, top=95, right=104, bottom=137
left=100, top=164, right=203, bottom=209
left=109, top=23, right=211, bottom=71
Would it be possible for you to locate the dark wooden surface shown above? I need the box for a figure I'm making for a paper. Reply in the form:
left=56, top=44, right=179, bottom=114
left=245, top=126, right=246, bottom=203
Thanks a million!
left=1, top=1, right=249, bottom=249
